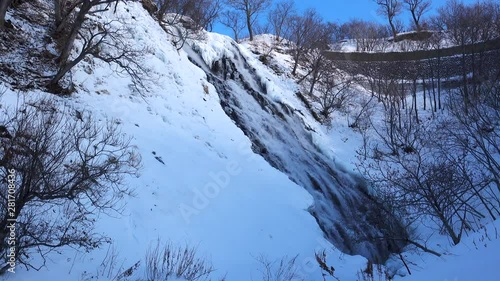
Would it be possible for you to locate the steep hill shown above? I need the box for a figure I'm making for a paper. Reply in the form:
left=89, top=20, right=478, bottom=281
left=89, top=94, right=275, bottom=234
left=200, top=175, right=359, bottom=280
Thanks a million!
left=1, top=2, right=376, bottom=280
left=1, top=1, right=498, bottom=281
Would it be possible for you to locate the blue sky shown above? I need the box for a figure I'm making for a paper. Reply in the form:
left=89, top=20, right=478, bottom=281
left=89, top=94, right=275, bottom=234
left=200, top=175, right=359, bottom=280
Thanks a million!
left=294, top=0, right=478, bottom=24
left=213, top=0, right=477, bottom=38
left=294, top=0, right=444, bottom=24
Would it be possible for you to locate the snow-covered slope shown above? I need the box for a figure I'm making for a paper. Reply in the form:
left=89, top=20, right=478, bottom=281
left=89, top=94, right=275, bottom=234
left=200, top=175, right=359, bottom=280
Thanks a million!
left=1, top=2, right=371, bottom=280
left=2, top=2, right=499, bottom=281
left=393, top=220, right=500, bottom=281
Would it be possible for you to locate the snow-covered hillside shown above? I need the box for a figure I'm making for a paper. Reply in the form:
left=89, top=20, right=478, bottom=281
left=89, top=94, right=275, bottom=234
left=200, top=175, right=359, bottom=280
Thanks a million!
left=1, top=1, right=499, bottom=281
left=1, top=2, right=370, bottom=280
left=396, top=220, right=500, bottom=281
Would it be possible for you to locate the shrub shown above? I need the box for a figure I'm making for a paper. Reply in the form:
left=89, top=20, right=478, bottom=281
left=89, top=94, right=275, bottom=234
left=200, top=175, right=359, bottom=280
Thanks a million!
left=145, top=240, right=215, bottom=281
left=0, top=97, right=140, bottom=274
left=255, top=254, right=302, bottom=281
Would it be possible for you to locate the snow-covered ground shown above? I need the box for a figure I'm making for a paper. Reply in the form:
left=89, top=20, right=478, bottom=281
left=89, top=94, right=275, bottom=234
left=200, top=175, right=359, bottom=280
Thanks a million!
left=395, top=220, right=500, bottom=281
left=1, top=3, right=369, bottom=280
left=1, top=2, right=498, bottom=281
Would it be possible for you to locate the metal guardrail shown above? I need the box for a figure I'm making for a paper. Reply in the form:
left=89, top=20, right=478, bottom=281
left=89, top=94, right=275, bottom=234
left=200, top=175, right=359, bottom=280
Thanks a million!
left=323, top=37, right=500, bottom=62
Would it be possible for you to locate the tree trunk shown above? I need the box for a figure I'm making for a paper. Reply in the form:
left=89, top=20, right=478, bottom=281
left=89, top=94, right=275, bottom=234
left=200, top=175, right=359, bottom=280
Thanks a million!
left=308, top=60, right=320, bottom=96
left=49, top=50, right=86, bottom=88
left=423, top=79, right=427, bottom=111
left=54, top=0, right=62, bottom=27
left=232, top=28, right=239, bottom=42
left=292, top=51, right=300, bottom=76
left=461, top=51, right=469, bottom=114
left=400, top=79, right=405, bottom=110
left=411, top=11, right=420, bottom=32
left=389, top=19, right=397, bottom=40
left=442, top=218, right=461, bottom=245
left=49, top=63, right=73, bottom=87
left=470, top=44, right=478, bottom=98
left=437, top=55, right=441, bottom=110
left=413, top=79, right=418, bottom=123
left=405, top=239, right=442, bottom=257
left=58, top=1, right=91, bottom=64
left=246, top=11, right=253, bottom=41
left=0, top=0, right=13, bottom=29
left=434, top=204, right=461, bottom=245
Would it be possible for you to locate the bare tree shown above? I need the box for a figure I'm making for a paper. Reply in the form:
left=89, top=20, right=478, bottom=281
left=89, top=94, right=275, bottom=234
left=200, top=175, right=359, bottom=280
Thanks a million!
left=422, top=30, right=445, bottom=111
left=252, top=20, right=270, bottom=35
left=435, top=0, right=499, bottom=46
left=49, top=0, right=151, bottom=93
left=348, top=94, right=377, bottom=132
left=48, top=19, right=148, bottom=93
left=164, top=17, right=198, bottom=51
left=202, top=0, right=223, bottom=31
left=157, top=0, right=222, bottom=31
left=311, top=70, right=356, bottom=122
left=356, top=72, right=499, bottom=246
left=267, top=0, right=295, bottom=42
left=374, top=0, right=402, bottom=39
left=327, top=22, right=345, bottom=45
left=140, top=0, right=158, bottom=16
left=357, top=114, right=482, bottom=245
left=444, top=84, right=500, bottom=214
left=255, top=254, right=302, bottom=281
left=288, top=9, right=325, bottom=75
left=53, top=0, right=121, bottom=65
left=300, top=49, right=328, bottom=96
left=0, top=98, right=140, bottom=274
left=436, top=0, right=500, bottom=110
left=341, top=19, right=389, bottom=51
left=298, top=22, right=335, bottom=96
left=156, top=0, right=218, bottom=50
left=220, top=9, right=246, bottom=42
left=54, top=0, right=74, bottom=29
left=225, top=0, right=271, bottom=41
left=403, top=0, right=431, bottom=31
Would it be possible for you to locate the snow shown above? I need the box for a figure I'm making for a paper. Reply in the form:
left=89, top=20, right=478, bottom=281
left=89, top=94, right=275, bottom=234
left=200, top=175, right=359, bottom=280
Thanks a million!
left=1, top=3, right=369, bottom=281
left=1, top=2, right=499, bottom=281
left=396, top=220, right=500, bottom=281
